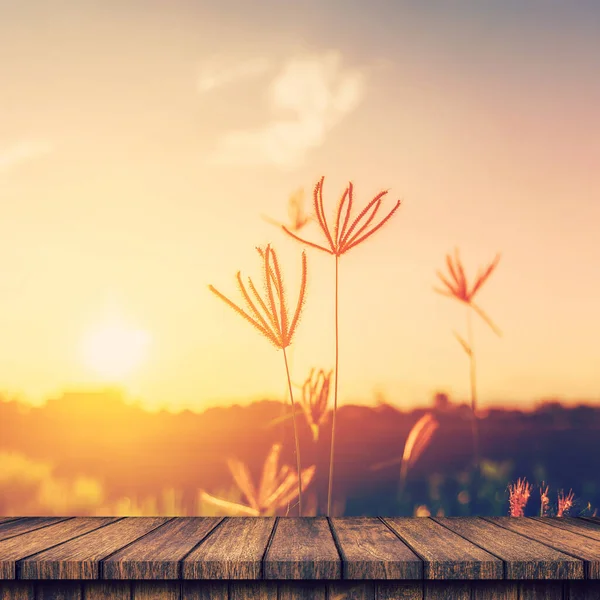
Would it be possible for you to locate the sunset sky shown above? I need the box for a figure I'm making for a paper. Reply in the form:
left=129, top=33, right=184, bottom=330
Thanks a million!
left=1, top=1, right=599, bottom=412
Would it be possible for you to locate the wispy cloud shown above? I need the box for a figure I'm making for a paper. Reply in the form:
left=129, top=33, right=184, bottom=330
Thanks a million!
left=209, top=51, right=366, bottom=168
left=0, top=139, right=52, bottom=173
left=197, top=56, right=272, bottom=93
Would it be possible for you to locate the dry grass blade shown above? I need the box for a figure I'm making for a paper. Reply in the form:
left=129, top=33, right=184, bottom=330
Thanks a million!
left=226, top=459, right=260, bottom=512
left=452, top=330, right=472, bottom=355
left=200, top=444, right=315, bottom=516
left=469, top=253, right=501, bottom=298
left=264, top=465, right=316, bottom=509
left=198, top=491, right=260, bottom=516
left=257, top=444, right=283, bottom=507
left=400, top=413, right=438, bottom=488
left=471, top=301, right=502, bottom=337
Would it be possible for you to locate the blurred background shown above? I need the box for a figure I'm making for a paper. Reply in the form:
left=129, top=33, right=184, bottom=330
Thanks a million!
left=1, top=0, right=599, bottom=516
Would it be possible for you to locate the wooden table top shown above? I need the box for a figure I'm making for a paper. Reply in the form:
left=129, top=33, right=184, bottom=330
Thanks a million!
left=0, top=516, right=599, bottom=581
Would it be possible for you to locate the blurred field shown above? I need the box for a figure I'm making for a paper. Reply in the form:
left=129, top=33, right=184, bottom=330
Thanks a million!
left=1, top=390, right=598, bottom=516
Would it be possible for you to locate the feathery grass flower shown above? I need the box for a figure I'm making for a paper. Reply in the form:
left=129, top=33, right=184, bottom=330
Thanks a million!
left=281, top=176, right=401, bottom=516
left=434, top=248, right=501, bottom=513
left=300, top=368, right=333, bottom=442
left=208, top=244, right=308, bottom=514
left=281, top=176, right=401, bottom=256
left=262, top=187, right=312, bottom=232
left=508, top=477, right=532, bottom=516
left=540, top=483, right=550, bottom=517
left=209, top=244, right=307, bottom=350
left=199, top=444, right=316, bottom=516
left=557, top=489, right=575, bottom=517
left=434, top=248, right=501, bottom=336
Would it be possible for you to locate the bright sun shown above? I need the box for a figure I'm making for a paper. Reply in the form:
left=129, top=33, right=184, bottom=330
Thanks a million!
left=81, top=319, right=151, bottom=380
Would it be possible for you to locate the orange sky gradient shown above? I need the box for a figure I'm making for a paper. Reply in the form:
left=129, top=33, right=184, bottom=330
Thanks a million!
left=1, top=1, right=599, bottom=412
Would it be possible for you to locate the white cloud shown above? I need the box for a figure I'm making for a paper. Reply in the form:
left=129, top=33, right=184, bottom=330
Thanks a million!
left=209, top=51, right=366, bottom=168
left=197, top=56, right=272, bottom=93
left=0, top=139, right=52, bottom=173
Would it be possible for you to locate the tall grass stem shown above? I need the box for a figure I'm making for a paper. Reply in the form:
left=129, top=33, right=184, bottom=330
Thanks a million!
left=283, top=346, right=303, bottom=516
left=466, top=306, right=480, bottom=512
left=327, top=255, right=340, bottom=517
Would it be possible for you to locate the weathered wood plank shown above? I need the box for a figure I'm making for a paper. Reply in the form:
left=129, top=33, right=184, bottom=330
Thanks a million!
left=330, top=517, right=421, bottom=580
left=517, top=581, right=565, bottom=599
left=424, top=581, right=471, bottom=599
left=230, top=582, right=277, bottom=600
left=567, top=581, right=600, bottom=599
left=83, top=581, right=130, bottom=600
left=18, top=517, right=169, bottom=580
left=181, top=581, right=228, bottom=600
left=182, top=517, right=274, bottom=580
left=0, top=581, right=34, bottom=600
left=328, top=581, right=375, bottom=600
left=375, top=582, right=422, bottom=599
left=35, top=581, right=82, bottom=600
left=471, top=581, right=518, bottom=599
left=102, top=517, right=222, bottom=579
left=132, top=581, right=180, bottom=600
left=531, top=517, right=600, bottom=542
left=434, top=517, right=583, bottom=579
left=0, top=520, right=22, bottom=526
left=0, top=518, right=119, bottom=580
left=0, top=519, right=71, bottom=542
left=264, top=518, right=341, bottom=579
left=278, top=582, right=326, bottom=600
left=383, top=517, right=502, bottom=580
left=485, top=517, right=600, bottom=578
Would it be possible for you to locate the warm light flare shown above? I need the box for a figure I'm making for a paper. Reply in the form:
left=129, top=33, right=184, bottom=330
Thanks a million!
left=81, top=320, right=151, bottom=381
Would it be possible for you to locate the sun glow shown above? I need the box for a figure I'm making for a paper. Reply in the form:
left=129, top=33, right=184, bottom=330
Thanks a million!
left=81, top=319, right=151, bottom=381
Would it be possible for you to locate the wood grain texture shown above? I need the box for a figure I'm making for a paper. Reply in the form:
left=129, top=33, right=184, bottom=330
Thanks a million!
left=470, top=581, right=518, bottom=599
left=434, top=517, right=583, bottom=579
left=35, top=581, right=82, bottom=600
left=531, top=517, right=600, bottom=542
left=182, top=517, right=274, bottom=580
left=485, top=517, right=600, bottom=578
left=0, top=518, right=119, bottom=580
left=18, top=517, right=169, bottom=580
left=383, top=517, right=502, bottom=580
left=424, top=581, right=471, bottom=599
left=375, top=582, right=422, bottom=599
left=328, top=581, right=375, bottom=600
left=263, top=518, right=341, bottom=580
left=103, top=517, right=222, bottom=579
left=230, top=582, right=277, bottom=600
left=132, top=581, right=180, bottom=600
left=0, top=582, right=34, bottom=600
left=278, top=582, right=326, bottom=600
left=181, top=581, right=228, bottom=600
left=331, top=517, right=421, bottom=580
left=0, top=519, right=71, bottom=542
left=517, top=581, right=565, bottom=599
left=83, top=581, right=130, bottom=600
left=566, top=581, right=600, bottom=599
